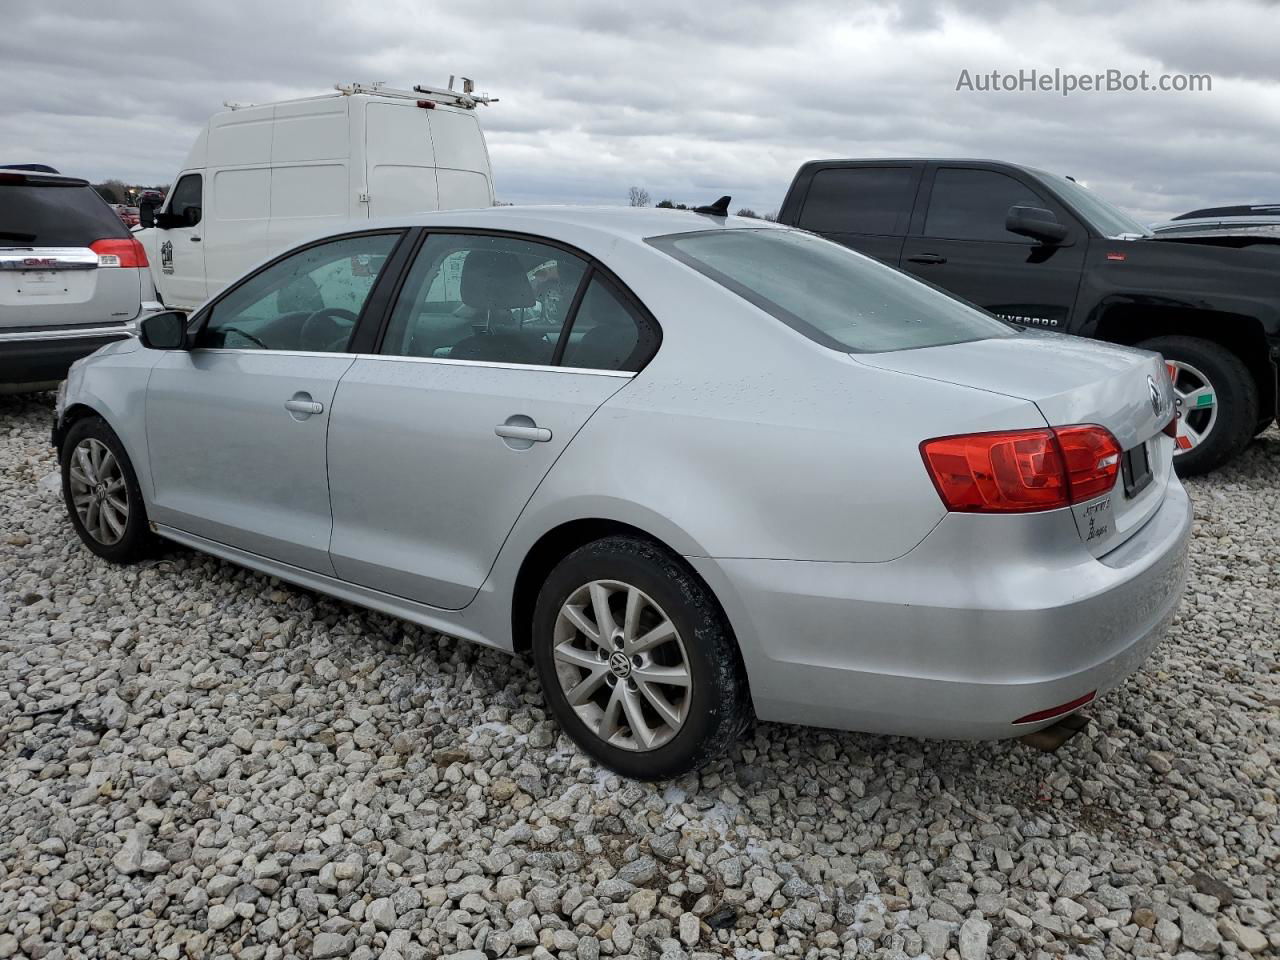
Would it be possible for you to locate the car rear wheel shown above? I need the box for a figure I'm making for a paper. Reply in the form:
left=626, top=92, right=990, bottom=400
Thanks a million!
left=1139, top=335, right=1257, bottom=476
left=531, top=535, right=751, bottom=780
left=61, top=416, right=156, bottom=563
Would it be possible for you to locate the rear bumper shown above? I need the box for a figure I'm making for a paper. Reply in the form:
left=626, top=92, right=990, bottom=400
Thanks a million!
left=0, top=322, right=137, bottom=386
left=690, top=479, right=1193, bottom=740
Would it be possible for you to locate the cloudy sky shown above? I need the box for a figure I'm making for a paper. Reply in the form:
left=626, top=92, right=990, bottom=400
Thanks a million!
left=3, top=0, right=1277, bottom=222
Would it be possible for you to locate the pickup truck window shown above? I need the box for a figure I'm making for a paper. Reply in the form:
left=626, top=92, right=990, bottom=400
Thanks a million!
left=924, top=169, right=1046, bottom=243
left=1043, top=172, right=1152, bottom=239
left=649, top=228, right=1014, bottom=353
left=797, top=167, right=915, bottom=236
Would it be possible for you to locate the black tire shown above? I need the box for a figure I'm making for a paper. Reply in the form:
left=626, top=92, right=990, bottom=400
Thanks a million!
left=1138, top=335, right=1257, bottom=477
left=531, top=535, right=751, bottom=780
left=60, top=415, right=157, bottom=564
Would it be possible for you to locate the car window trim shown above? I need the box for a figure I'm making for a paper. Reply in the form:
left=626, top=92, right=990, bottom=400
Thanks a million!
left=369, top=227, right=663, bottom=373
left=185, top=227, right=415, bottom=352
left=549, top=265, right=595, bottom=367
left=187, top=347, right=635, bottom=378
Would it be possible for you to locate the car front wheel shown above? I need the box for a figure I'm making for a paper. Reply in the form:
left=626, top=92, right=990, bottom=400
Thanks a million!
left=60, top=415, right=156, bottom=564
left=531, top=535, right=751, bottom=780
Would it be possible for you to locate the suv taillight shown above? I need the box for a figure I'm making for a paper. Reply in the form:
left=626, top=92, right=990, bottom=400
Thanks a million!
left=90, top=237, right=148, bottom=268
left=920, top=425, right=1121, bottom=513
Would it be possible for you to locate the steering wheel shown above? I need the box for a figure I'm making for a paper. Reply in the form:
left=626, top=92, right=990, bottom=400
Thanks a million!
left=218, top=325, right=269, bottom=350
left=300, top=307, right=358, bottom=352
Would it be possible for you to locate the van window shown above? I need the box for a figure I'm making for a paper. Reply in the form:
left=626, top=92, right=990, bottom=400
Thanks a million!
left=797, top=167, right=916, bottom=236
left=199, top=233, right=400, bottom=352
left=168, top=174, right=203, bottom=227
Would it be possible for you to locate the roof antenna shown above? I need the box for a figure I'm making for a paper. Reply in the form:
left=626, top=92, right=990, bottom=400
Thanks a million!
left=692, top=195, right=731, bottom=216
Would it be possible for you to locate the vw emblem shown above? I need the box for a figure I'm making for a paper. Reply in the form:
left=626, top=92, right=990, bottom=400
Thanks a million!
left=1147, top=375, right=1164, bottom=417
left=608, top=651, right=632, bottom=679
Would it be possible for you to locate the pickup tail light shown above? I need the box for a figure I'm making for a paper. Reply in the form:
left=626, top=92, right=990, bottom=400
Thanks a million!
left=920, top=425, right=1121, bottom=513
left=90, top=237, right=148, bottom=269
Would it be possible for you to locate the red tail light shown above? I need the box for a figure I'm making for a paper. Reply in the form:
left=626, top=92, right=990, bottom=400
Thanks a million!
left=90, top=237, right=148, bottom=268
left=920, top=425, right=1121, bottom=513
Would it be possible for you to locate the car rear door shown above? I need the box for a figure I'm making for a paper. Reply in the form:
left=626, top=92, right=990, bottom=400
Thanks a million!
left=0, top=173, right=143, bottom=331
left=784, top=163, right=922, bottom=265
left=899, top=165, right=1085, bottom=330
left=145, top=230, right=407, bottom=573
left=326, top=231, right=656, bottom=610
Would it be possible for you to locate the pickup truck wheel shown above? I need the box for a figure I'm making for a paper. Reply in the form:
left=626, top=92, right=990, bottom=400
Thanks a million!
left=1139, top=335, right=1257, bottom=476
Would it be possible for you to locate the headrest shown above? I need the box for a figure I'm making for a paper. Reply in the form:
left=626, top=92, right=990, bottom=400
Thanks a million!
left=460, top=251, right=535, bottom=310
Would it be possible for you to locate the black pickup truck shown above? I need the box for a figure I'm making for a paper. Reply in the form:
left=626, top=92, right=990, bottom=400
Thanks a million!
left=777, top=159, right=1280, bottom=475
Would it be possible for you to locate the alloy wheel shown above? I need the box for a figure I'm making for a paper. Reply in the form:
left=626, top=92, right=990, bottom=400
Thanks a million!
left=552, top=579, right=691, bottom=751
left=68, top=438, right=129, bottom=545
left=1166, top=359, right=1218, bottom=456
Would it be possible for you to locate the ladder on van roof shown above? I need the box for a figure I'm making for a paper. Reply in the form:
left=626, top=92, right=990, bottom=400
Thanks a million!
left=335, top=79, right=496, bottom=109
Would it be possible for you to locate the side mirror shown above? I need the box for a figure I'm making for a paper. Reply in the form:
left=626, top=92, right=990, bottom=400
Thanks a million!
left=139, top=311, right=189, bottom=350
left=1006, top=205, right=1068, bottom=244
left=138, top=201, right=156, bottom=229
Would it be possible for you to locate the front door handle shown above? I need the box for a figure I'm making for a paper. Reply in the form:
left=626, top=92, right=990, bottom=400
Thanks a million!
left=190, top=236, right=202, bottom=243
left=907, top=253, right=946, bottom=265
left=284, top=395, right=324, bottom=417
left=495, top=423, right=552, bottom=443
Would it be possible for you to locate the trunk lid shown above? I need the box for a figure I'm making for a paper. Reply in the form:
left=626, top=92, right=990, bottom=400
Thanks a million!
left=855, top=332, right=1177, bottom=555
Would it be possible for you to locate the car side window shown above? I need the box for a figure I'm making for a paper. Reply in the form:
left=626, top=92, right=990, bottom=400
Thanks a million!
left=797, top=167, right=916, bottom=236
left=560, top=276, right=657, bottom=372
left=168, top=174, right=203, bottom=227
left=380, top=234, right=588, bottom=367
left=924, top=168, right=1049, bottom=243
left=197, top=233, right=400, bottom=352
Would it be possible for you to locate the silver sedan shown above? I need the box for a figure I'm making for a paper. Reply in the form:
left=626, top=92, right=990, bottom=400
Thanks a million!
left=54, top=207, right=1192, bottom=779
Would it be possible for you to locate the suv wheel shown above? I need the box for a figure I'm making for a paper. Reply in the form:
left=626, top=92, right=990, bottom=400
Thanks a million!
left=531, top=536, right=751, bottom=780
left=61, top=416, right=156, bottom=563
left=1139, top=335, right=1257, bottom=476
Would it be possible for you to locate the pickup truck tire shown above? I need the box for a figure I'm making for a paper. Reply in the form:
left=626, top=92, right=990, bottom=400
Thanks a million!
left=1139, top=335, right=1258, bottom=477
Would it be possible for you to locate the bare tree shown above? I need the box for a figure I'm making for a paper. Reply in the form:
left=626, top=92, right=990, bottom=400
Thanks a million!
left=628, top=186, right=651, bottom=207
left=736, top=207, right=759, bottom=219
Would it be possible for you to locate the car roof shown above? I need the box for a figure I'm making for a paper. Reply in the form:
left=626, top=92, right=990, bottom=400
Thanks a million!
left=361, top=205, right=788, bottom=244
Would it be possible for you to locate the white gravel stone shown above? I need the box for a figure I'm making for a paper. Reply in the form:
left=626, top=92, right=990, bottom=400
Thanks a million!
left=1, top=395, right=1278, bottom=959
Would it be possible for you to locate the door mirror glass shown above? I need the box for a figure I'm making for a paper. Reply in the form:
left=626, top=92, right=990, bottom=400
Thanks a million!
left=138, top=201, right=156, bottom=229
left=139, top=311, right=189, bottom=350
left=1006, top=205, right=1069, bottom=244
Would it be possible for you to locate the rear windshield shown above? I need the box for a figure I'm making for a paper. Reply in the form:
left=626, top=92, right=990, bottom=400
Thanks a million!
left=648, top=228, right=1014, bottom=353
left=0, top=181, right=129, bottom=247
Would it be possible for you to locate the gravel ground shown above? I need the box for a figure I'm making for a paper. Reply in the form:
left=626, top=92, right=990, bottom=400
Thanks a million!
left=1, top=391, right=1277, bottom=960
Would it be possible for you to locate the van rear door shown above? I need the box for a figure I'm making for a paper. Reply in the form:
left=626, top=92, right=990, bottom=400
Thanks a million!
left=365, top=100, right=440, bottom=217
left=430, top=109, right=495, bottom=209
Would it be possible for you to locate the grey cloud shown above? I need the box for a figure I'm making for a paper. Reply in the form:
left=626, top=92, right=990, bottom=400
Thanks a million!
left=1, top=0, right=1276, bottom=221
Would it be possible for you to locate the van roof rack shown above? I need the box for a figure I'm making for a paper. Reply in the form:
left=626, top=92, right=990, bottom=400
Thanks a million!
left=335, top=79, right=497, bottom=109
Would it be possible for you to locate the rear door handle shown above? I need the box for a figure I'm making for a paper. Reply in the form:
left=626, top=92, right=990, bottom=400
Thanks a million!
left=284, top=397, right=324, bottom=416
left=495, top=424, right=552, bottom=443
left=907, top=253, right=946, bottom=265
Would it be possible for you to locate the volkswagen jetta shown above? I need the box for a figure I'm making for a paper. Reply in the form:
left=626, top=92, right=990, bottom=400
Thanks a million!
left=53, top=207, right=1192, bottom=779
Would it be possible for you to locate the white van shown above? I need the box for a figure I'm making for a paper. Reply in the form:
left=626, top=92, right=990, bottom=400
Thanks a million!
left=137, top=81, right=496, bottom=312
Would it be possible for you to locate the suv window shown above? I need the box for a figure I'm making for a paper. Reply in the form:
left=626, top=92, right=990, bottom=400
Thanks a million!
left=924, top=168, right=1049, bottom=243
left=198, top=233, right=400, bottom=351
left=0, top=176, right=128, bottom=247
left=168, top=174, right=203, bottom=227
left=797, top=167, right=916, bottom=236
left=380, top=234, right=588, bottom=367
left=649, top=228, right=1013, bottom=353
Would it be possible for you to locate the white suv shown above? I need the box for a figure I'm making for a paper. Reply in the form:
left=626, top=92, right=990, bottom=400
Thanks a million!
left=0, top=167, right=161, bottom=391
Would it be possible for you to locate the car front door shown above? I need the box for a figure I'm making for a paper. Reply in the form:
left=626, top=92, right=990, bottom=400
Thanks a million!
left=145, top=231, right=405, bottom=573
left=156, top=172, right=207, bottom=310
left=326, top=232, right=659, bottom=610
left=899, top=166, right=1086, bottom=330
